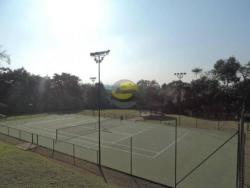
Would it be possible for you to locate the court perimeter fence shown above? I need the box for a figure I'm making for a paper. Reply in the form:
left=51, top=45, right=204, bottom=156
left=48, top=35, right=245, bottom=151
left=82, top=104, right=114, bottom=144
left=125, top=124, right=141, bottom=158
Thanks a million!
left=0, top=114, right=247, bottom=188
left=0, top=123, right=171, bottom=187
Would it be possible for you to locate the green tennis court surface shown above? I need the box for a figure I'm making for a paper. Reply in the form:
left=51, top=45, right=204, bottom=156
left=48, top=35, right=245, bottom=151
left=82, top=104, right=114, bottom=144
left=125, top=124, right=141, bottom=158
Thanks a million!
left=0, top=114, right=237, bottom=188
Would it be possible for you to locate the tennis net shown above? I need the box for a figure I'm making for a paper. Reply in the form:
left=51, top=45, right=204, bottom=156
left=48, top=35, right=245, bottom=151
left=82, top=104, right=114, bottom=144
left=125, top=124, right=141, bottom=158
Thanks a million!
left=56, top=119, right=122, bottom=142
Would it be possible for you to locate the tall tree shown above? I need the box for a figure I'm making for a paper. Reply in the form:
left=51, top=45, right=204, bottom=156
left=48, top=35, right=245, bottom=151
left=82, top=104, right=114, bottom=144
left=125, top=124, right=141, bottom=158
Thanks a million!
left=239, top=61, right=250, bottom=81
left=47, top=73, right=84, bottom=111
left=0, top=48, right=11, bottom=114
left=0, top=47, right=10, bottom=66
left=192, top=68, right=202, bottom=79
left=188, top=76, right=221, bottom=113
left=213, top=57, right=240, bottom=86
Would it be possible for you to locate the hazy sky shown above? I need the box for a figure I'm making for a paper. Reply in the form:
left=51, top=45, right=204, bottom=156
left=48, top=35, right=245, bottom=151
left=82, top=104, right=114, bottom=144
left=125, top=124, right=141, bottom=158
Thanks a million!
left=0, top=0, right=250, bottom=85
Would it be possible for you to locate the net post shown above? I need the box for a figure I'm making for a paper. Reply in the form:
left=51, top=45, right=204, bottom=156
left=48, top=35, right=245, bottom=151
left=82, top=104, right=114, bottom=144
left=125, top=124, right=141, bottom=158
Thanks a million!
left=130, top=136, right=133, bottom=175
left=73, top=144, right=76, bottom=166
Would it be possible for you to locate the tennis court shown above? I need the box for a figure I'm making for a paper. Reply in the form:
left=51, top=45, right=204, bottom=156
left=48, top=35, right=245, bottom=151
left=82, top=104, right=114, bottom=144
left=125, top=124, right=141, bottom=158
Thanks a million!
left=0, top=114, right=238, bottom=188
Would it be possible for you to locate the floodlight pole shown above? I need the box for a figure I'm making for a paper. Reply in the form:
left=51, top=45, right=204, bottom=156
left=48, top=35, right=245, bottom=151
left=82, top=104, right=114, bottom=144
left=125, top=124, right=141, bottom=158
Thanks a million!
left=174, top=72, right=186, bottom=188
left=174, top=72, right=186, bottom=126
left=90, top=50, right=110, bottom=168
left=90, top=77, right=96, bottom=116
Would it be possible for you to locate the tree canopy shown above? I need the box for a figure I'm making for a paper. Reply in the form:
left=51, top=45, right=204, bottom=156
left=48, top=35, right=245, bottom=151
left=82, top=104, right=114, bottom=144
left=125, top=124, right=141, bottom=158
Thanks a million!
left=0, top=54, right=249, bottom=116
left=192, top=68, right=202, bottom=79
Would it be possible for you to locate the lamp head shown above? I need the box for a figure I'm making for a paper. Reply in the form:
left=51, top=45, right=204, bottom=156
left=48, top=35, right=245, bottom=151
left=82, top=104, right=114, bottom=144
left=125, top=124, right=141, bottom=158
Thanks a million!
left=90, top=50, right=110, bottom=57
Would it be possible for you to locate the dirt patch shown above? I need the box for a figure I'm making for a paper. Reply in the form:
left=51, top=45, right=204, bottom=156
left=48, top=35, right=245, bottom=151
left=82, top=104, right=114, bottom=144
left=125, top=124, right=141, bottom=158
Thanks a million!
left=16, top=143, right=37, bottom=150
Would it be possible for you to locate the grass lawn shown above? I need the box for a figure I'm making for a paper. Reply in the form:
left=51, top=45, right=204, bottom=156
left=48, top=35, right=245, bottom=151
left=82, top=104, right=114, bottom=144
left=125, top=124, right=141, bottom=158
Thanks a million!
left=5, top=113, right=49, bottom=121
left=0, top=140, right=116, bottom=188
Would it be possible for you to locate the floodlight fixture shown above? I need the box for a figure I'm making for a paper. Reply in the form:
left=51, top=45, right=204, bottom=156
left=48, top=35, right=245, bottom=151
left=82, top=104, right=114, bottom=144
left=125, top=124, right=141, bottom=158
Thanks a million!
left=174, top=72, right=186, bottom=80
left=90, top=50, right=110, bottom=64
left=90, top=77, right=96, bottom=84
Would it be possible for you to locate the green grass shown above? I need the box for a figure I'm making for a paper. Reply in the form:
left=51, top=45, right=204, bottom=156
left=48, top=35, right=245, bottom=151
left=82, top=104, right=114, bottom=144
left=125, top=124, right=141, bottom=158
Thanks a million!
left=0, top=140, right=116, bottom=188
left=5, top=113, right=49, bottom=121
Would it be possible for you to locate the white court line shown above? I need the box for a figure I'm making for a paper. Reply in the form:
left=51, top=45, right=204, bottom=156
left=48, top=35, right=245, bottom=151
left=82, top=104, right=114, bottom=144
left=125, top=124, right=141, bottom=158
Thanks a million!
left=21, top=116, right=78, bottom=127
left=54, top=119, right=97, bottom=129
left=9, top=123, right=55, bottom=134
left=15, top=116, right=190, bottom=159
left=57, top=127, right=158, bottom=154
left=69, top=137, right=155, bottom=158
left=109, top=130, right=131, bottom=136
left=78, top=135, right=157, bottom=154
left=18, top=120, right=96, bottom=138
left=153, top=131, right=190, bottom=158
left=112, top=126, right=158, bottom=144
left=11, top=117, right=97, bottom=135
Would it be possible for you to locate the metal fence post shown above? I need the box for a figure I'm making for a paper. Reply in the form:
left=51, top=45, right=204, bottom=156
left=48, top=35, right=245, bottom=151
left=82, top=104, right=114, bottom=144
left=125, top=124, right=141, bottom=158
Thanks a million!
left=242, top=133, right=246, bottom=187
left=237, top=102, right=245, bottom=188
left=52, top=139, right=55, bottom=158
left=130, top=136, right=133, bottom=175
left=97, top=150, right=99, bottom=164
left=236, top=124, right=240, bottom=188
left=174, top=118, right=177, bottom=188
left=73, top=144, right=76, bottom=166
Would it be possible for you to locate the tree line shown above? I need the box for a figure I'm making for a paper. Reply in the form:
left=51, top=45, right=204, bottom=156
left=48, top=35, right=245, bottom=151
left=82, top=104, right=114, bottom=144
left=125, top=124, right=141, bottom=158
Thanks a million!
left=0, top=49, right=249, bottom=117
left=136, top=57, right=250, bottom=118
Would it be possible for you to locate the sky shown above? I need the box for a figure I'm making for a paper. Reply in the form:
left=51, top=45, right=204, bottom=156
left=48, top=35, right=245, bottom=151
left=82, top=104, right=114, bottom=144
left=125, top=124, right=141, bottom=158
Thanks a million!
left=0, top=0, right=250, bottom=85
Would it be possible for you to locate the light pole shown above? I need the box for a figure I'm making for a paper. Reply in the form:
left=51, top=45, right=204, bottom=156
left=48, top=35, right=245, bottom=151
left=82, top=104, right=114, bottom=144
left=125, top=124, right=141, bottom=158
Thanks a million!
left=173, top=72, right=186, bottom=188
left=90, top=50, right=110, bottom=168
left=174, top=72, right=186, bottom=126
left=90, top=77, right=96, bottom=116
